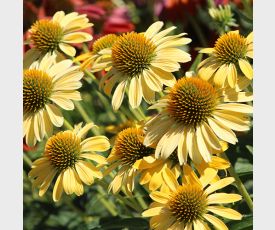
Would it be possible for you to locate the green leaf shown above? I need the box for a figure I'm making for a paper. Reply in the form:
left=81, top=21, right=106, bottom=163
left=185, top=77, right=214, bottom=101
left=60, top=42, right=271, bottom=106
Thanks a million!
left=227, top=214, right=253, bottom=230
left=99, top=217, right=149, bottom=230
left=234, top=158, right=253, bottom=177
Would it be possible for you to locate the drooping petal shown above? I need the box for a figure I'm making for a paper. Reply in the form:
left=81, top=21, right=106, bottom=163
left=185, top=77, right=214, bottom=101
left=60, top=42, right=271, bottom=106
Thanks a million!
left=45, top=104, right=64, bottom=127
left=129, top=77, right=142, bottom=108
left=53, top=172, right=64, bottom=202
left=112, top=80, right=127, bottom=111
left=239, top=59, right=253, bottom=80
left=203, top=214, right=228, bottom=230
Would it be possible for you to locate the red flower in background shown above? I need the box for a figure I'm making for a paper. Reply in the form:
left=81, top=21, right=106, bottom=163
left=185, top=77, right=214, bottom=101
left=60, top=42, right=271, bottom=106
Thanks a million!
left=103, top=7, right=135, bottom=34
left=23, top=1, right=38, bottom=32
left=75, top=4, right=106, bottom=21
left=155, top=0, right=206, bottom=21
left=23, top=140, right=37, bottom=152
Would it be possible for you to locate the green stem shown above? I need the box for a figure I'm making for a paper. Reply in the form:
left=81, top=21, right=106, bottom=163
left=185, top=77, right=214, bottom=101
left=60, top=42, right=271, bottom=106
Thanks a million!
left=130, top=107, right=143, bottom=121
left=96, top=185, right=118, bottom=216
left=221, top=152, right=253, bottom=212
left=74, top=101, right=101, bottom=135
left=97, top=180, right=142, bottom=213
left=136, top=106, right=146, bottom=120
left=134, top=186, right=148, bottom=210
left=23, top=153, right=32, bottom=168
left=64, top=118, right=73, bottom=130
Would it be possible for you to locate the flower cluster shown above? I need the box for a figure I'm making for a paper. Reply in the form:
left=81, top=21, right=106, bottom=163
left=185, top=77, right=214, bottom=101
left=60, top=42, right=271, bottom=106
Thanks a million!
left=23, top=3, right=253, bottom=229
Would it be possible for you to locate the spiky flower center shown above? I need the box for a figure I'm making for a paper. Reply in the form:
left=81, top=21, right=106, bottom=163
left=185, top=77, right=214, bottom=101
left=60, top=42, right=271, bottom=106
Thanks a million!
left=167, top=77, right=218, bottom=128
left=112, top=32, right=156, bottom=77
left=214, top=32, right=248, bottom=64
left=23, top=69, right=53, bottom=114
left=30, top=19, right=64, bottom=53
left=45, top=131, right=81, bottom=171
left=168, top=185, right=207, bottom=223
left=114, top=128, right=154, bottom=166
left=92, top=34, right=118, bottom=55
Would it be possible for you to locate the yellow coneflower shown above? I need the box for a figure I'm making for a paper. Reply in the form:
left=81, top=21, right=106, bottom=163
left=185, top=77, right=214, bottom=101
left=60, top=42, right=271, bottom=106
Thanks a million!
left=198, top=30, right=253, bottom=88
left=136, top=143, right=229, bottom=191
left=144, top=75, right=252, bottom=165
left=142, top=165, right=242, bottom=230
left=105, top=119, right=145, bottom=145
left=75, top=34, right=118, bottom=71
left=24, top=11, right=93, bottom=67
left=23, top=53, right=83, bottom=146
left=106, top=127, right=155, bottom=195
left=97, top=21, right=191, bottom=110
left=134, top=150, right=181, bottom=191
left=29, top=123, right=110, bottom=202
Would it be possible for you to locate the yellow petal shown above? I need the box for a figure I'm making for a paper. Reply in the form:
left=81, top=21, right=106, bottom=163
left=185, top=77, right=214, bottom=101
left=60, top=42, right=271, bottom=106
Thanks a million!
left=213, top=111, right=250, bottom=131
left=152, top=26, right=176, bottom=43
left=213, top=64, right=228, bottom=87
left=207, top=117, right=237, bottom=145
left=216, top=103, right=253, bottom=114
left=112, top=80, right=127, bottom=111
left=81, top=136, right=110, bottom=152
left=207, top=193, right=242, bottom=204
left=142, top=206, right=164, bottom=217
left=59, top=43, right=76, bottom=56
left=207, top=206, right=242, bottom=220
left=150, top=66, right=176, bottom=87
left=38, top=169, right=56, bottom=197
left=53, top=172, right=64, bottom=202
left=203, top=214, right=228, bottom=230
left=162, top=168, right=179, bottom=191
left=129, top=77, right=142, bottom=108
left=199, top=48, right=214, bottom=54
left=80, top=153, right=107, bottom=164
left=140, top=74, right=155, bottom=103
left=63, top=32, right=92, bottom=43
left=144, top=21, right=164, bottom=39
left=47, top=59, right=73, bottom=77
left=75, top=162, right=94, bottom=185
left=76, top=122, right=96, bottom=139
left=199, top=167, right=217, bottom=188
left=196, top=126, right=212, bottom=162
left=205, top=177, right=235, bottom=195
left=246, top=31, right=253, bottom=44
left=45, top=104, right=64, bottom=127
left=227, top=63, right=237, bottom=88
left=77, top=160, right=103, bottom=179
left=143, top=70, right=163, bottom=92
left=201, top=122, right=221, bottom=151
left=239, top=59, right=253, bottom=80
left=177, top=129, right=188, bottom=165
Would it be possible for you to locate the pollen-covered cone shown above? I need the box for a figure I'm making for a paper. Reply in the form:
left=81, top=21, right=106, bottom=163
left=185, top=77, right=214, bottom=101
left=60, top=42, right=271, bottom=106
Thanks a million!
left=75, top=34, right=118, bottom=72
left=142, top=165, right=242, bottom=230
left=105, top=127, right=155, bottom=195
left=144, top=75, right=253, bottom=165
left=98, top=21, right=192, bottom=110
left=28, top=123, right=110, bottom=202
left=24, top=11, right=93, bottom=68
left=198, top=30, right=253, bottom=88
left=23, top=53, right=83, bottom=146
